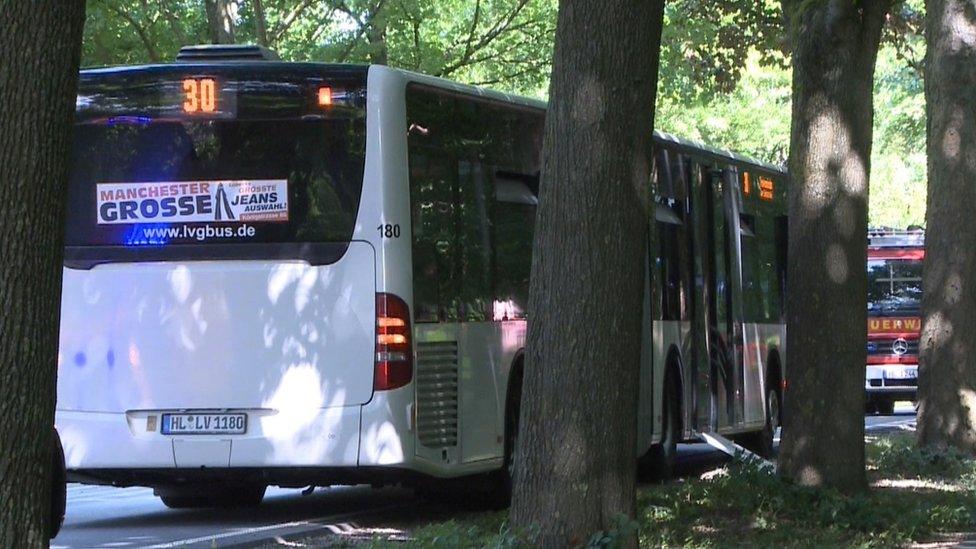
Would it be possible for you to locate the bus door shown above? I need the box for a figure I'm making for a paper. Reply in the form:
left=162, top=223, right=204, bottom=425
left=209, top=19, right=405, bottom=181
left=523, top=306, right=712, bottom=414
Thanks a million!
left=690, top=163, right=738, bottom=432
left=723, top=168, right=747, bottom=427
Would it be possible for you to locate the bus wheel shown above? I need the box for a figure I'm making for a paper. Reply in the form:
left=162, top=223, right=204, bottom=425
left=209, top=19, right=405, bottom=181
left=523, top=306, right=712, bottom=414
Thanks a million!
left=640, top=373, right=678, bottom=482
left=759, top=386, right=780, bottom=457
left=489, top=369, right=523, bottom=508
left=740, top=386, right=778, bottom=458
left=48, top=429, right=67, bottom=539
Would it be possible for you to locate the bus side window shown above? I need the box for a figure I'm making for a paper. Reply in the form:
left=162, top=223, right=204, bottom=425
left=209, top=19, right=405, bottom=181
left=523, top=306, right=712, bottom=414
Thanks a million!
left=656, top=203, right=688, bottom=322
left=407, top=83, right=544, bottom=325
left=739, top=213, right=762, bottom=322
left=458, top=159, right=493, bottom=321
left=493, top=178, right=537, bottom=321
left=409, top=151, right=459, bottom=323
left=747, top=213, right=781, bottom=322
left=774, top=215, right=788, bottom=321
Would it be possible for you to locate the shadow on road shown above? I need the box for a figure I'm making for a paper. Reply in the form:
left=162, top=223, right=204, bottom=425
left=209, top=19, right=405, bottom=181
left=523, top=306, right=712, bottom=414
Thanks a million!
left=68, top=486, right=416, bottom=531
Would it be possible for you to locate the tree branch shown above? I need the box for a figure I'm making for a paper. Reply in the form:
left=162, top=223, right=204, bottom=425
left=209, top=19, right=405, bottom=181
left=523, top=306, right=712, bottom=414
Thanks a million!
left=437, top=0, right=531, bottom=77
left=331, top=0, right=389, bottom=63
left=271, top=0, right=317, bottom=43
left=105, top=2, right=161, bottom=62
left=460, top=0, right=482, bottom=63
left=158, top=0, right=189, bottom=45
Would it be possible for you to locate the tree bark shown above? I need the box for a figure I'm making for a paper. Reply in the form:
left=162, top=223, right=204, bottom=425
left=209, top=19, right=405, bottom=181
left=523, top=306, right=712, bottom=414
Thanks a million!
left=0, top=0, right=85, bottom=545
left=917, top=0, right=976, bottom=453
left=205, top=0, right=238, bottom=44
left=778, top=0, right=890, bottom=491
left=509, top=1, right=664, bottom=545
left=367, top=7, right=389, bottom=66
left=253, top=0, right=270, bottom=47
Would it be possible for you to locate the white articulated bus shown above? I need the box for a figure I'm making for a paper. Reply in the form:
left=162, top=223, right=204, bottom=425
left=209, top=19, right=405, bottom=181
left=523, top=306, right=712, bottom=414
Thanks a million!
left=57, top=45, right=787, bottom=508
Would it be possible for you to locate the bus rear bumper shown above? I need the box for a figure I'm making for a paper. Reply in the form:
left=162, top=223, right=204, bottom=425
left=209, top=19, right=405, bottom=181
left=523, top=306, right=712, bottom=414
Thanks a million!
left=56, top=406, right=365, bottom=471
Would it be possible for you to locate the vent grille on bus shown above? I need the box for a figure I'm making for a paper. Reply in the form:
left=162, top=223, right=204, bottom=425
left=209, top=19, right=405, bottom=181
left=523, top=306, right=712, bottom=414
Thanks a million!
left=416, top=341, right=459, bottom=449
left=176, top=44, right=280, bottom=62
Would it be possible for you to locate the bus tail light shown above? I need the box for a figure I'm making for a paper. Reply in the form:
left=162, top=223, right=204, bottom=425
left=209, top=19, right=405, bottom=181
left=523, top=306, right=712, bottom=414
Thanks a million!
left=375, top=293, right=413, bottom=391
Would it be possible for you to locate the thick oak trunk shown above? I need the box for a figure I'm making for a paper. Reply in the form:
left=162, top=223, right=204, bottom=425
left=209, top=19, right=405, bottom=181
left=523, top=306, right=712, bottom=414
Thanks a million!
left=778, top=1, right=889, bottom=491
left=509, top=1, right=664, bottom=545
left=0, top=0, right=85, bottom=545
left=205, top=0, right=238, bottom=44
left=917, top=0, right=976, bottom=453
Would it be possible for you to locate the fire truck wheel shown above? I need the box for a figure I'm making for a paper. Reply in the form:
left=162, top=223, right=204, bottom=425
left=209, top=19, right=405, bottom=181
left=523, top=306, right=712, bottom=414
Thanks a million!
left=877, top=400, right=895, bottom=416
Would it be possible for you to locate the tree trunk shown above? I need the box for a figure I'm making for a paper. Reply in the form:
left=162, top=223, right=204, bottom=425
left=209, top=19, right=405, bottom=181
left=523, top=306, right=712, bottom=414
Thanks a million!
left=205, top=0, right=238, bottom=44
left=917, top=0, right=976, bottom=453
left=0, top=0, right=85, bottom=545
left=509, top=1, right=664, bottom=545
left=367, top=9, right=389, bottom=66
left=253, top=0, right=270, bottom=47
left=777, top=0, right=890, bottom=491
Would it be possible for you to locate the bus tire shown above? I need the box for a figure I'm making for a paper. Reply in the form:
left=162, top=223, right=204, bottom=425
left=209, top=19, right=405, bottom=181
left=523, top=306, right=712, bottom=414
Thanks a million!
left=755, top=385, right=779, bottom=458
left=640, top=370, right=679, bottom=481
left=491, top=359, right=523, bottom=508
left=740, top=381, right=780, bottom=459
left=48, top=429, right=67, bottom=539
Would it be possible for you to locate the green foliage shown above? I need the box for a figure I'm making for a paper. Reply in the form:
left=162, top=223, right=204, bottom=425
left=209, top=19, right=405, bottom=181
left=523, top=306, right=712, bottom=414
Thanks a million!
left=362, top=435, right=976, bottom=548
left=83, top=0, right=208, bottom=65
left=869, top=46, right=926, bottom=228
left=636, top=450, right=975, bottom=547
left=656, top=52, right=791, bottom=166
left=82, top=0, right=557, bottom=96
left=585, top=514, right=640, bottom=548
left=658, top=0, right=786, bottom=102
left=868, top=435, right=976, bottom=486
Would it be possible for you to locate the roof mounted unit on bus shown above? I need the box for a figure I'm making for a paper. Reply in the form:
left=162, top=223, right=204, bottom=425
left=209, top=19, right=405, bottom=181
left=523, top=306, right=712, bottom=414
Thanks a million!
left=176, top=44, right=280, bottom=62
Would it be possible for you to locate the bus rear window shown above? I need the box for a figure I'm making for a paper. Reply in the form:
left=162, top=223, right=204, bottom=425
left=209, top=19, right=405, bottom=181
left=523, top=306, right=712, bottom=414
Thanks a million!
left=66, top=68, right=366, bottom=251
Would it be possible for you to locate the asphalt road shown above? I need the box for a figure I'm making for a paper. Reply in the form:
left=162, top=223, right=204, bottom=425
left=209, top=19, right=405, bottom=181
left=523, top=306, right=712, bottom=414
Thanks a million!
left=53, top=408, right=918, bottom=549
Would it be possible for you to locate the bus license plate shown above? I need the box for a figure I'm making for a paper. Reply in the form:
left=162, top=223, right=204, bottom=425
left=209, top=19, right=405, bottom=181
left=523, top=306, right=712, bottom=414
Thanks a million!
left=161, top=413, right=247, bottom=435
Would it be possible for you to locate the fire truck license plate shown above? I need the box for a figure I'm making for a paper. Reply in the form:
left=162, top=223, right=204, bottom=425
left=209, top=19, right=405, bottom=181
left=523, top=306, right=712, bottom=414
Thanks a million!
left=885, top=368, right=917, bottom=380
left=161, top=413, right=247, bottom=435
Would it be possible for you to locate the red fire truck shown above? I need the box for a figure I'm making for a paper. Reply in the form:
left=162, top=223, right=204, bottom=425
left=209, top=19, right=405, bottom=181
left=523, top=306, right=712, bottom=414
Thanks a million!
left=866, top=228, right=924, bottom=415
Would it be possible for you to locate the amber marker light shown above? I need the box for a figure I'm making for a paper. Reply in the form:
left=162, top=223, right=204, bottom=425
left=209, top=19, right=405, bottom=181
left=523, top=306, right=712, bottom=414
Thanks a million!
left=377, top=317, right=406, bottom=328
left=318, top=86, right=333, bottom=106
left=759, top=176, right=775, bottom=201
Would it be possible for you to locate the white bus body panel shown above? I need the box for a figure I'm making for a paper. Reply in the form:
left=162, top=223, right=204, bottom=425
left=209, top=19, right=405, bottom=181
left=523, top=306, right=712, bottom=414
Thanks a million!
left=57, top=242, right=376, bottom=469
left=360, top=67, right=532, bottom=477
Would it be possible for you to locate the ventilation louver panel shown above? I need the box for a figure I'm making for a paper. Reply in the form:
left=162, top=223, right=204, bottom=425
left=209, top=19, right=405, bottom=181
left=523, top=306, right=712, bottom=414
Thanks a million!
left=416, top=341, right=459, bottom=448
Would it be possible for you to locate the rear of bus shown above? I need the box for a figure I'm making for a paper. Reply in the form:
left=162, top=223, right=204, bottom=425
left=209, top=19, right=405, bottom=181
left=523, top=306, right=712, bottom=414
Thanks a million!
left=56, top=52, right=412, bottom=497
